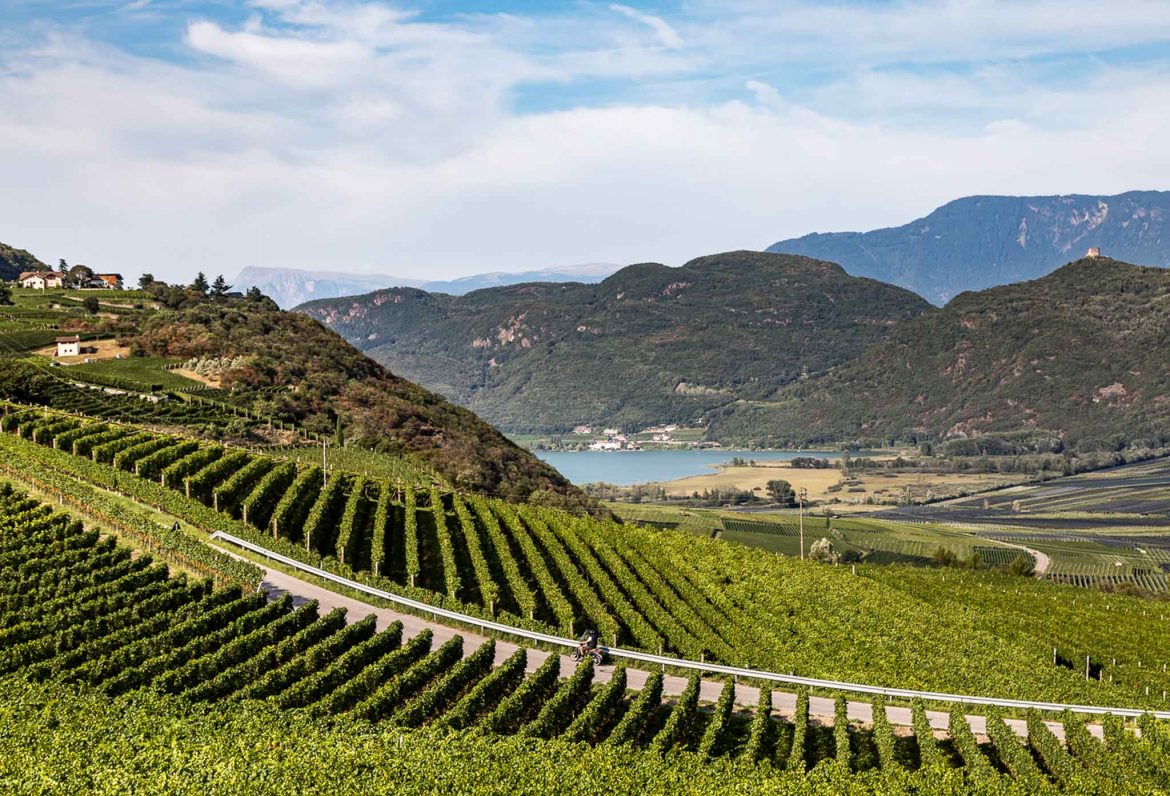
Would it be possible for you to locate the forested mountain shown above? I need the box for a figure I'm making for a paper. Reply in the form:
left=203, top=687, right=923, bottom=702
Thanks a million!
left=768, top=191, right=1170, bottom=304
left=0, top=239, right=46, bottom=280
left=299, top=251, right=932, bottom=433
left=710, top=256, right=1170, bottom=451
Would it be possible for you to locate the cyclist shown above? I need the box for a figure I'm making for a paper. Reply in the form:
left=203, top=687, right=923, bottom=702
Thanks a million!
left=578, top=627, right=599, bottom=658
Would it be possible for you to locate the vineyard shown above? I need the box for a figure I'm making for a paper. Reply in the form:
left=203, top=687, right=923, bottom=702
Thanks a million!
left=9, top=381, right=263, bottom=432
left=2, top=484, right=1170, bottom=793
left=7, top=408, right=1170, bottom=715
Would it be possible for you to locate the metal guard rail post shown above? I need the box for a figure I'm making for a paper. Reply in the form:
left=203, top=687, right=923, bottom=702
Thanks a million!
left=210, top=530, right=1170, bottom=720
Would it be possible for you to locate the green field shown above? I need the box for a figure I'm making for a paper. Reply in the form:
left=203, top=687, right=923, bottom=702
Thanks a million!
left=69, top=357, right=204, bottom=391
left=940, top=457, right=1170, bottom=515
left=613, top=498, right=1170, bottom=595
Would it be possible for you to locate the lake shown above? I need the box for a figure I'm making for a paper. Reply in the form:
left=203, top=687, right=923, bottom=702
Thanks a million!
left=535, top=449, right=848, bottom=486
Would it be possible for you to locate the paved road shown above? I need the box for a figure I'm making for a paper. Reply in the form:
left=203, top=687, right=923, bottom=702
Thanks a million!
left=258, top=565, right=1099, bottom=741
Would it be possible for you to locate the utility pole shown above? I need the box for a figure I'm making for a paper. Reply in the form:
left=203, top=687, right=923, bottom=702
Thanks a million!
left=322, top=439, right=328, bottom=487
left=798, top=487, right=807, bottom=560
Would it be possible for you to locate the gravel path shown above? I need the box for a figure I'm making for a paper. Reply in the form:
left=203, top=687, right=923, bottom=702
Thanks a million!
left=983, top=536, right=1052, bottom=576
left=258, top=565, right=1099, bottom=741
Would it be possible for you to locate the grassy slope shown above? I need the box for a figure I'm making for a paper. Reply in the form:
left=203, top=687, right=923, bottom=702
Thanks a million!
left=69, top=357, right=204, bottom=390
left=299, top=251, right=931, bottom=433
left=126, top=301, right=588, bottom=505
left=710, top=257, right=1170, bottom=450
left=0, top=286, right=589, bottom=507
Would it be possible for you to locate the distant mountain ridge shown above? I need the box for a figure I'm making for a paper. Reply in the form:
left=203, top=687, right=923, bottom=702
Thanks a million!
left=710, top=256, right=1170, bottom=451
left=235, top=263, right=622, bottom=308
left=299, top=250, right=931, bottom=434
left=767, top=191, right=1170, bottom=304
left=233, top=267, right=411, bottom=309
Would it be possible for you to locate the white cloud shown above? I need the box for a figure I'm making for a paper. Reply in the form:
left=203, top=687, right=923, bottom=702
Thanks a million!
left=610, top=4, right=684, bottom=49
left=697, top=0, right=1170, bottom=64
left=0, top=1, right=1168, bottom=283
left=186, top=20, right=370, bottom=87
left=745, top=80, right=785, bottom=109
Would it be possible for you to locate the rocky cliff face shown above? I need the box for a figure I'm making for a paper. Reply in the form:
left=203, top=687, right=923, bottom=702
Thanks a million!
left=768, top=191, right=1170, bottom=304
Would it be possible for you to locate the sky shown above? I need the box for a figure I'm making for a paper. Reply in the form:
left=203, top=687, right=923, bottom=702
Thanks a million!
left=2, top=0, right=1169, bottom=283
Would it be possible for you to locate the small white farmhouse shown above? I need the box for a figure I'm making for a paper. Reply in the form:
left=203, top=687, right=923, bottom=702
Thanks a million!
left=19, top=271, right=64, bottom=289
left=56, top=335, right=81, bottom=357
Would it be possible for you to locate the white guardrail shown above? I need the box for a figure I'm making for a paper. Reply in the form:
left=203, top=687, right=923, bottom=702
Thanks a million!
left=211, top=531, right=1170, bottom=720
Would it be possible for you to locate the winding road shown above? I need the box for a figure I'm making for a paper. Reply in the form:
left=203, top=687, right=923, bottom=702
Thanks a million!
left=254, top=562, right=1096, bottom=741
left=984, top=536, right=1052, bottom=576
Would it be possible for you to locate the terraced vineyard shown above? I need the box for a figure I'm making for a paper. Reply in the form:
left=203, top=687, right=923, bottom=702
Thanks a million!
left=8, top=379, right=262, bottom=430
left=8, top=407, right=1170, bottom=714
left=4, top=484, right=1170, bottom=793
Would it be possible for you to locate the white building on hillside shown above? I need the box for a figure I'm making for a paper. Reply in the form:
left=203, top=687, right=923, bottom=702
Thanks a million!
left=19, top=271, right=63, bottom=289
left=56, top=335, right=81, bottom=357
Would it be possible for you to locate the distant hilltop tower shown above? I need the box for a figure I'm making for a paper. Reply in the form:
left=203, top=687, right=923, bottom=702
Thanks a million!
left=1086, top=246, right=1101, bottom=258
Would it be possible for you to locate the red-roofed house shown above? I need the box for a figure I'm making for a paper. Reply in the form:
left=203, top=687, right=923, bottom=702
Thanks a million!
left=19, top=271, right=63, bottom=289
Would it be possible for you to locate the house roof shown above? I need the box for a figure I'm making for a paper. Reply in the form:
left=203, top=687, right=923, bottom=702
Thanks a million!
left=19, top=271, right=59, bottom=280
left=55, top=335, right=81, bottom=343
left=97, top=273, right=123, bottom=280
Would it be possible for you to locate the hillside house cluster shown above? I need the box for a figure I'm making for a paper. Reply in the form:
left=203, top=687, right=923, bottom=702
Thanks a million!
left=589, top=429, right=632, bottom=450
left=16, top=270, right=123, bottom=289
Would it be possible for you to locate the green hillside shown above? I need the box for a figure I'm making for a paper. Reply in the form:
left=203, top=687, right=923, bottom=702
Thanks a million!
left=711, top=257, right=1170, bottom=451
left=0, top=281, right=584, bottom=506
left=0, top=239, right=45, bottom=280
left=299, top=251, right=931, bottom=433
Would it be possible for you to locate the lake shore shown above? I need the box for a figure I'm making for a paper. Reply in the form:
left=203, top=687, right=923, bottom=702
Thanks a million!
left=534, top=448, right=852, bottom=486
left=654, top=460, right=1028, bottom=510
